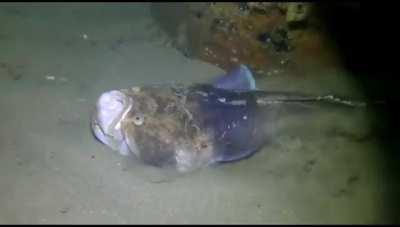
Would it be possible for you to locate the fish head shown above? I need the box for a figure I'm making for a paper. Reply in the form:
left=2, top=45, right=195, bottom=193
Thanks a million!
left=91, top=89, right=133, bottom=154
left=92, top=85, right=188, bottom=164
left=114, top=85, right=215, bottom=171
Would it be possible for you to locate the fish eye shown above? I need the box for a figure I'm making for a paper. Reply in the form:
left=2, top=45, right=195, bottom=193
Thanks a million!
left=133, top=114, right=144, bottom=126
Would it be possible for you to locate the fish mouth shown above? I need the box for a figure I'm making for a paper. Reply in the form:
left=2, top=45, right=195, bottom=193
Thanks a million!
left=92, top=90, right=134, bottom=152
left=91, top=119, right=120, bottom=151
left=106, top=95, right=133, bottom=136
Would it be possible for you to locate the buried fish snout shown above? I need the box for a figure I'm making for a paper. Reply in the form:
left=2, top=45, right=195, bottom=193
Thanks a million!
left=96, top=90, right=129, bottom=130
left=92, top=90, right=133, bottom=151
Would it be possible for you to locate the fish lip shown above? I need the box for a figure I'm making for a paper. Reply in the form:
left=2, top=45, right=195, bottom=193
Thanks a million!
left=92, top=90, right=134, bottom=153
left=98, top=90, right=132, bottom=135
left=92, top=119, right=119, bottom=151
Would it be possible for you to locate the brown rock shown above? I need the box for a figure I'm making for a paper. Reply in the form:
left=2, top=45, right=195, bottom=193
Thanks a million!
left=151, top=2, right=336, bottom=77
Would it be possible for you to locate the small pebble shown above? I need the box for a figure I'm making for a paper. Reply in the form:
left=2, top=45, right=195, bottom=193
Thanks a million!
left=45, top=75, right=55, bottom=80
left=60, top=207, right=69, bottom=214
left=230, top=57, right=238, bottom=62
left=59, top=77, right=68, bottom=82
left=218, top=97, right=226, bottom=103
left=131, top=87, right=141, bottom=93
left=82, top=34, right=88, bottom=40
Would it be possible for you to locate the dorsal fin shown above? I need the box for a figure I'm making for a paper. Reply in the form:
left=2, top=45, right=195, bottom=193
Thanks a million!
left=212, top=64, right=256, bottom=91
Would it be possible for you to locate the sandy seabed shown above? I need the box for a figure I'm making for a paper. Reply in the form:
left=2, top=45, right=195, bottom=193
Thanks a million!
left=0, top=3, right=390, bottom=224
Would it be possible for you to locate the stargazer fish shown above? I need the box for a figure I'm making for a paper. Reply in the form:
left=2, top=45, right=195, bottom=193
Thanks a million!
left=91, top=64, right=370, bottom=172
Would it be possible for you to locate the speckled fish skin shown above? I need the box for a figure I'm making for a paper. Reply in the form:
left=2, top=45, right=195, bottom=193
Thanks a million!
left=92, top=64, right=272, bottom=172
left=116, top=84, right=272, bottom=172
left=93, top=64, right=346, bottom=172
left=190, top=84, right=270, bottom=163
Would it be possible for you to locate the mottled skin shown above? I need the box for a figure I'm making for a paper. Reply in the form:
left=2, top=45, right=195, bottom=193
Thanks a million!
left=117, top=83, right=272, bottom=172
left=120, top=85, right=215, bottom=172
left=91, top=65, right=285, bottom=172
left=91, top=65, right=367, bottom=172
left=92, top=82, right=272, bottom=172
left=189, top=84, right=270, bottom=162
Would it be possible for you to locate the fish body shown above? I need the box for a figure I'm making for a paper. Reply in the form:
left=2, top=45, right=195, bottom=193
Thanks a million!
left=91, top=65, right=367, bottom=172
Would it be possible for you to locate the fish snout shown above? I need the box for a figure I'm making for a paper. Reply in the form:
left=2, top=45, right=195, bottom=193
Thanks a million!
left=93, top=90, right=132, bottom=148
left=96, top=90, right=130, bottom=127
left=97, top=90, right=127, bottom=113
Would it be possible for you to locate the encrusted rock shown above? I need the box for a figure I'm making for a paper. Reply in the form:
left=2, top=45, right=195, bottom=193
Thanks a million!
left=151, top=2, right=333, bottom=77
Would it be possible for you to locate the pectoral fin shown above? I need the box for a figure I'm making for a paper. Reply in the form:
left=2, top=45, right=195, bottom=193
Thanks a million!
left=212, top=64, right=256, bottom=91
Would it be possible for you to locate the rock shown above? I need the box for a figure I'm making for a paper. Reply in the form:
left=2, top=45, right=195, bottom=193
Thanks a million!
left=286, top=3, right=312, bottom=23
left=151, top=2, right=335, bottom=77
